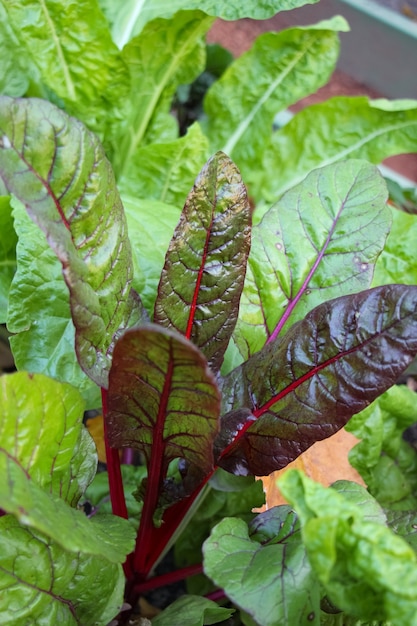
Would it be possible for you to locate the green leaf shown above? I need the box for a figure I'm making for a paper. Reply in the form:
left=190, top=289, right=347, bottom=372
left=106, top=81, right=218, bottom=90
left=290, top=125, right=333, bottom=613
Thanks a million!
left=0, top=3, right=29, bottom=97
left=0, top=450, right=135, bottom=563
left=101, top=0, right=320, bottom=49
left=0, top=196, right=17, bottom=323
left=0, top=0, right=128, bottom=135
left=330, top=481, right=387, bottom=525
left=124, top=196, right=180, bottom=315
left=154, top=152, right=251, bottom=373
left=119, top=122, right=209, bottom=206
left=0, top=96, right=145, bottom=387
left=7, top=200, right=100, bottom=408
left=152, top=595, right=234, bottom=626
left=262, top=96, right=417, bottom=203
left=0, top=371, right=94, bottom=506
left=0, top=515, right=126, bottom=626
left=203, top=18, right=346, bottom=184
left=203, top=513, right=320, bottom=626
left=232, top=159, right=391, bottom=362
left=218, top=285, right=417, bottom=476
left=113, top=11, right=214, bottom=180
left=373, top=205, right=417, bottom=287
left=279, top=470, right=417, bottom=625
left=386, top=509, right=417, bottom=554
left=346, top=385, right=417, bottom=509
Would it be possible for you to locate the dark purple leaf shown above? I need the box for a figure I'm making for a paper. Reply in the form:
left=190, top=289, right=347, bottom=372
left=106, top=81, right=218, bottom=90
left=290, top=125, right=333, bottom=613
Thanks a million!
left=217, top=285, right=417, bottom=475
left=154, top=151, right=251, bottom=373
left=106, top=324, right=220, bottom=504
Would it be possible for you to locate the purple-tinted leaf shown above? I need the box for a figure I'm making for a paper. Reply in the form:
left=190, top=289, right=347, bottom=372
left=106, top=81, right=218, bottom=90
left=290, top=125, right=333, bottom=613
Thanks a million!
left=218, top=285, right=417, bottom=476
left=0, top=96, right=146, bottom=387
left=154, top=151, right=251, bottom=374
left=106, top=324, right=221, bottom=504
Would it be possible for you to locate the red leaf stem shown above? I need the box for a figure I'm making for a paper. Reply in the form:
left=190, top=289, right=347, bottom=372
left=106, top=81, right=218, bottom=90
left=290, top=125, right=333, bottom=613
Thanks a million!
left=133, top=563, right=203, bottom=595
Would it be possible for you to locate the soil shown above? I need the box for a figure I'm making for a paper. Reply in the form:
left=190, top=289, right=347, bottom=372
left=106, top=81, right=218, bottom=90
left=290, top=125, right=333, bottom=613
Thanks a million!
left=207, top=1, right=417, bottom=184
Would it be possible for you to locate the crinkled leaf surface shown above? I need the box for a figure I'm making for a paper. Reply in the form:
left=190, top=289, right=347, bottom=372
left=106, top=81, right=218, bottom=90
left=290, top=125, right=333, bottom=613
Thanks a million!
left=107, top=324, right=220, bottom=479
left=0, top=450, right=135, bottom=562
left=7, top=200, right=100, bottom=408
left=218, top=285, right=417, bottom=476
left=0, top=371, right=94, bottom=506
left=100, top=0, right=320, bottom=49
left=203, top=18, right=347, bottom=185
left=279, top=470, right=417, bottom=625
left=386, top=510, right=417, bottom=554
left=0, top=372, right=135, bottom=562
left=119, top=122, right=209, bottom=206
left=230, top=159, right=390, bottom=364
left=152, top=595, right=234, bottom=626
left=0, top=515, right=125, bottom=626
left=373, top=204, right=417, bottom=287
left=203, top=510, right=320, bottom=626
left=0, top=196, right=17, bottom=323
left=0, top=96, right=145, bottom=387
left=0, top=0, right=128, bottom=135
left=155, top=152, right=251, bottom=373
left=113, top=11, right=213, bottom=179
left=262, top=97, right=417, bottom=204
left=346, top=385, right=417, bottom=509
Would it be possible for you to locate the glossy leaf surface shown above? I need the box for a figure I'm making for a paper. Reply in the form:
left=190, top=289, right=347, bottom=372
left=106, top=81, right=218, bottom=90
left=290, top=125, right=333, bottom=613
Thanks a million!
left=0, top=515, right=125, bottom=626
left=0, top=96, right=144, bottom=387
left=0, top=196, right=16, bottom=322
left=218, top=285, right=417, bottom=476
left=203, top=510, right=319, bottom=626
left=155, top=152, right=251, bottom=373
left=262, top=97, right=417, bottom=203
left=0, top=372, right=93, bottom=506
left=7, top=200, right=100, bottom=408
left=101, top=0, right=320, bottom=48
left=231, top=160, right=391, bottom=362
left=113, top=11, right=213, bottom=179
left=106, top=324, right=220, bottom=492
left=203, top=18, right=346, bottom=184
left=279, top=470, right=417, bottom=626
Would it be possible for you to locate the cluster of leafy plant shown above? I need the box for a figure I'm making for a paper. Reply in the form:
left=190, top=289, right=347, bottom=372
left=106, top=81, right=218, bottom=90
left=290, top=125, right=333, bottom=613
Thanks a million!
left=2, top=0, right=417, bottom=624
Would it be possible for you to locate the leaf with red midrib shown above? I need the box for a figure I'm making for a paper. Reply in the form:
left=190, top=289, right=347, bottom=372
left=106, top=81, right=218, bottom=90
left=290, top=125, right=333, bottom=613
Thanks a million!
left=154, top=151, right=251, bottom=374
left=217, top=285, right=417, bottom=476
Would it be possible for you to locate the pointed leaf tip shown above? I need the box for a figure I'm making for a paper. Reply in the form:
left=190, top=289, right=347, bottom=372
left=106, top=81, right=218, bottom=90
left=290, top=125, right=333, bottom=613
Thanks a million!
left=154, top=151, right=251, bottom=374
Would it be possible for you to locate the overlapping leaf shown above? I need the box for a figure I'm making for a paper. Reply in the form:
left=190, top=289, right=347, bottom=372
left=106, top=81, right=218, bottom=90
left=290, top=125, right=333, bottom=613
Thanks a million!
left=279, top=470, right=417, bottom=626
left=0, top=515, right=126, bottom=626
left=7, top=200, right=100, bottom=407
left=154, top=152, right=251, bottom=373
left=152, top=595, right=234, bottom=626
left=0, top=196, right=16, bottom=323
left=203, top=18, right=347, bottom=184
left=203, top=509, right=319, bottom=626
left=0, top=371, right=93, bottom=506
left=100, top=0, right=320, bottom=48
left=0, top=96, right=146, bottom=387
left=218, top=285, right=417, bottom=476
left=230, top=160, right=391, bottom=364
left=119, top=123, right=209, bottom=206
left=261, top=97, right=417, bottom=203
left=106, top=324, right=220, bottom=494
left=0, top=0, right=128, bottom=135
left=113, top=11, right=213, bottom=179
